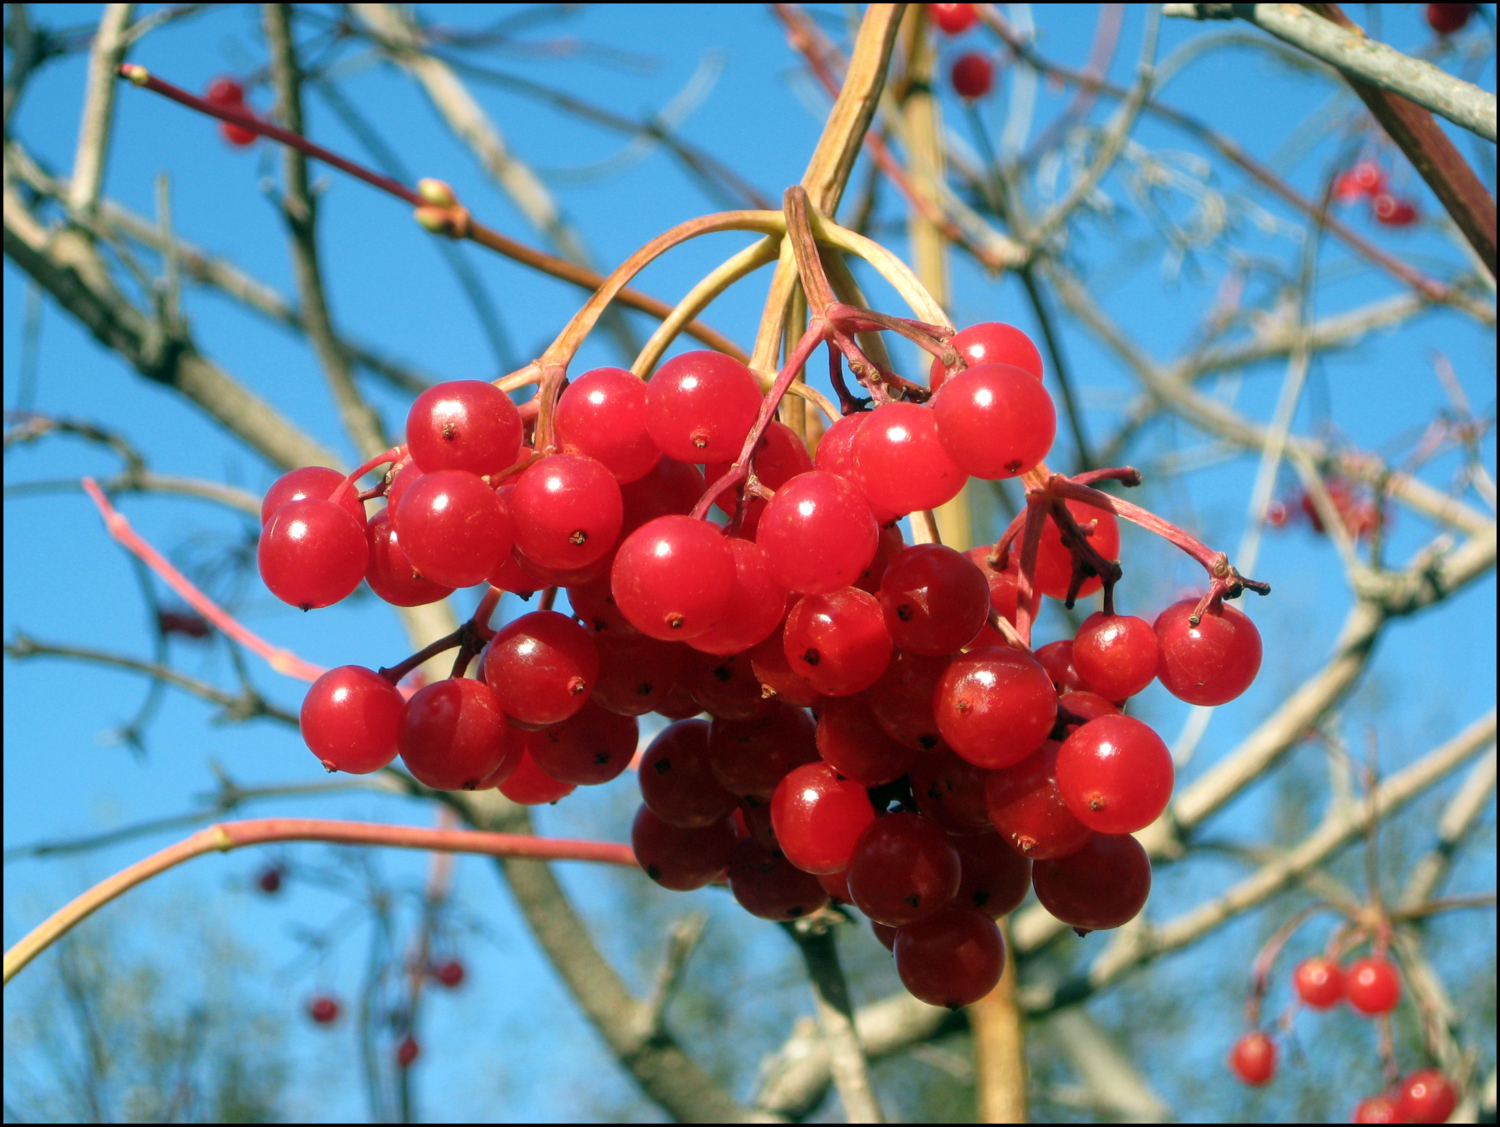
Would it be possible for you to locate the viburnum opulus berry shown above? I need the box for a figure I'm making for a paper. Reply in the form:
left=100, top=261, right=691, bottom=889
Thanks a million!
left=644, top=351, right=762, bottom=463
left=261, top=466, right=366, bottom=526
left=727, top=838, right=830, bottom=920
left=1228, top=1031, right=1277, bottom=1086
left=935, top=646, right=1056, bottom=769
left=928, top=3, right=979, bottom=35
left=554, top=366, right=660, bottom=483
left=1396, top=1070, right=1458, bottom=1124
left=984, top=741, right=1092, bottom=858
left=509, top=453, right=622, bottom=571
left=1054, top=715, right=1174, bottom=835
left=405, top=379, right=523, bottom=477
left=910, top=747, right=994, bottom=833
left=770, top=762, right=875, bottom=875
left=638, top=718, right=738, bottom=828
left=1031, top=832, right=1152, bottom=933
left=1154, top=598, right=1262, bottom=706
left=524, top=701, right=636, bottom=786
left=631, top=804, right=735, bottom=891
left=300, top=665, right=405, bottom=774
left=685, top=537, right=788, bottom=655
left=432, top=958, right=466, bottom=989
left=707, top=701, right=818, bottom=800
left=757, top=470, right=879, bottom=595
left=400, top=678, right=519, bottom=791
left=258, top=497, right=368, bottom=610
left=1345, top=955, right=1402, bottom=1015
left=1292, top=955, right=1345, bottom=1009
left=813, top=413, right=900, bottom=526
left=307, top=995, right=341, bottom=1025
left=815, top=695, right=916, bottom=787
left=931, top=363, right=1056, bottom=480
left=950, top=833, right=1032, bottom=918
left=894, top=905, right=1005, bottom=1008
left=610, top=514, right=736, bottom=641
left=496, top=747, right=575, bottom=805
left=364, top=510, right=453, bottom=607
left=481, top=610, right=599, bottom=728
left=1071, top=611, right=1158, bottom=700
left=783, top=587, right=894, bottom=697
left=877, top=543, right=989, bottom=655
left=867, top=648, right=948, bottom=750
left=853, top=402, right=967, bottom=516
left=392, top=469, right=513, bottom=589
left=846, top=812, right=962, bottom=927
left=950, top=52, right=994, bottom=100
left=205, top=76, right=257, bottom=147
left=929, top=322, right=1044, bottom=390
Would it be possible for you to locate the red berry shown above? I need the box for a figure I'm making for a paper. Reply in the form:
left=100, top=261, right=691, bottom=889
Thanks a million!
left=611, top=515, right=736, bottom=641
left=1345, top=955, right=1401, bottom=1015
left=432, top=959, right=466, bottom=989
left=1057, top=690, right=1120, bottom=732
left=590, top=633, right=686, bottom=717
left=894, top=906, right=1004, bottom=1008
left=930, top=322, right=1043, bottom=391
left=399, top=678, right=514, bottom=790
left=618, top=457, right=705, bottom=537
left=525, top=701, right=636, bottom=786
left=396, top=1036, right=419, bottom=1069
left=364, top=510, right=453, bottom=607
left=1035, top=639, right=1092, bottom=695
left=815, top=695, right=916, bottom=787
left=727, top=838, right=830, bottom=920
left=855, top=523, right=908, bottom=594
left=1426, top=3, right=1474, bottom=35
left=258, top=498, right=368, bottom=610
left=652, top=680, right=703, bottom=721
left=257, top=867, right=283, bottom=894
left=300, top=665, right=405, bottom=774
left=910, top=746, right=995, bottom=834
left=639, top=718, right=738, bottom=828
left=1396, top=1069, right=1458, bottom=1124
left=932, top=364, right=1055, bottom=480
left=817, top=867, right=852, bottom=904
left=872, top=920, right=898, bottom=951
left=261, top=465, right=365, bottom=526
left=645, top=351, right=763, bottom=464
left=813, top=413, right=900, bottom=526
left=771, top=762, right=876, bottom=875
left=852, top=402, right=967, bottom=517
left=928, top=3, right=979, bottom=35
left=631, top=804, right=735, bottom=891
left=686, top=537, right=788, bottom=655
left=1228, top=1031, right=1277, bottom=1086
left=867, top=648, right=949, bottom=751
left=1334, top=160, right=1387, bottom=203
left=1372, top=193, right=1419, bottom=227
left=984, top=742, right=1092, bottom=859
left=966, top=545, right=1020, bottom=623
left=846, top=812, right=962, bottom=926
left=1154, top=598, right=1262, bottom=706
left=784, top=587, right=894, bottom=697
left=1293, top=956, right=1345, bottom=1009
left=569, top=575, right=636, bottom=638
left=555, top=367, right=659, bottom=483
left=950, top=52, right=994, bottom=100
left=206, top=77, right=246, bottom=105
left=1055, top=715, right=1174, bottom=835
left=738, top=796, right=779, bottom=851
left=406, top=380, right=523, bottom=478
left=878, top=544, right=989, bottom=655
left=1352, top=1094, right=1402, bottom=1124
left=1033, top=500, right=1121, bottom=601
left=393, top=470, right=513, bottom=589
left=308, top=995, right=340, bottom=1024
left=510, top=454, right=623, bottom=571
left=496, top=747, right=575, bottom=804
left=707, top=701, right=819, bottom=800
left=1031, top=832, right=1151, bottom=932
left=482, top=611, right=599, bottom=728
left=749, top=623, right=826, bottom=707
left=681, top=649, right=775, bottom=721
left=934, top=646, right=1056, bottom=769
left=758, top=470, right=879, bottom=595
left=1072, top=612, right=1158, bottom=700
left=951, top=833, right=1031, bottom=918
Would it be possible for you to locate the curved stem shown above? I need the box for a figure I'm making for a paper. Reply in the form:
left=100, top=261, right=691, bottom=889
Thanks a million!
left=2, top=818, right=636, bottom=986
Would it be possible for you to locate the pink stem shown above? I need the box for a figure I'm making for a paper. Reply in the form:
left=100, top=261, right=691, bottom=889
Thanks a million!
left=690, top=322, right=827, bottom=520
left=331, top=445, right=406, bottom=507
left=81, top=478, right=326, bottom=682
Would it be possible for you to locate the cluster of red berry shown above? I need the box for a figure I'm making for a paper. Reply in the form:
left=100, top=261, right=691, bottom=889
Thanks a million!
left=204, top=77, right=258, bottom=148
left=1333, top=160, right=1419, bottom=228
left=254, top=308, right=1266, bottom=1011
left=1267, top=474, right=1385, bottom=541
left=1230, top=952, right=1459, bottom=1121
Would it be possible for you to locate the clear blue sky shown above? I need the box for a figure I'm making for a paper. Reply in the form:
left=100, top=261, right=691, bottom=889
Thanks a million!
left=5, top=4, right=1495, bottom=1121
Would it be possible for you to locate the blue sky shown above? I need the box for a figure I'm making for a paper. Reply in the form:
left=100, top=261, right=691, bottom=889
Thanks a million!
left=5, top=4, right=1495, bottom=1121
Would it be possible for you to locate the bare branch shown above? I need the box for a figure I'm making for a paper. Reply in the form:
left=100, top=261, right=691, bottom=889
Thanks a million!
left=1044, top=1009, right=1171, bottom=1123
left=1164, top=3, right=1496, bottom=142
left=1401, top=746, right=1498, bottom=908
left=263, top=3, right=389, bottom=461
left=784, top=921, right=884, bottom=1123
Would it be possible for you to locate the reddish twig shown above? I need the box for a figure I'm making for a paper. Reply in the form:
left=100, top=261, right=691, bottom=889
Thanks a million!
left=81, top=477, right=326, bottom=682
left=3, top=817, right=637, bottom=985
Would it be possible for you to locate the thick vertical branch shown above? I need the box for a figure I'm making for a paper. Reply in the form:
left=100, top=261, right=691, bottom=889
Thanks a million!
left=971, top=922, right=1027, bottom=1123
left=785, top=924, right=884, bottom=1123
left=264, top=4, right=389, bottom=461
left=69, top=4, right=134, bottom=216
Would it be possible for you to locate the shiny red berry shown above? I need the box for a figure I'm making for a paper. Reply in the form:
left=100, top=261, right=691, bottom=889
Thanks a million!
left=1293, top=956, right=1345, bottom=1009
left=770, top=762, right=876, bottom=875
left=1396, top=1069, right=1457, bottom=1124
left=300, top=665, right=405, bottom=774
left=1346, top=955, right=1401, bottom=1015
left=406, top=380, right=523, bottom=477
left=1228, top=1031, right=1276, bottom=1086
left=1154, top=598, right=1262, bottom=706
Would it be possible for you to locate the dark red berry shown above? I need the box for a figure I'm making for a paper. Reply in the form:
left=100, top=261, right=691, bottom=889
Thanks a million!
left=632, top=804, right=735, bottom=891
left=846, top=812, right=962, bottom=927
left=1031, top=833, right=1151, bottom=932
left=951, top=52, right=994, bottom=99
left=894, top=906, right=1004, bottom=1008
